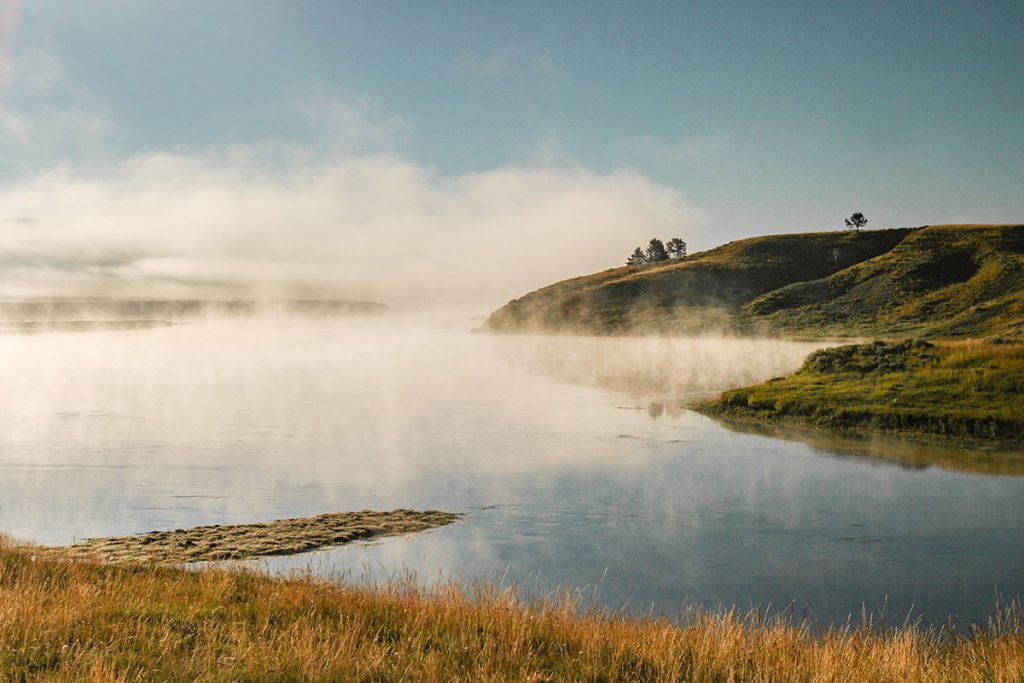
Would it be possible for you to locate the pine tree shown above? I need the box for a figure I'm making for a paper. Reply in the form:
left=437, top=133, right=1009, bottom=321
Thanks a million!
left=646, top=238, right=669, bottom=263
left=844, top=212, right=867, bottom=231
left=667, top=238, right=687, bottom=259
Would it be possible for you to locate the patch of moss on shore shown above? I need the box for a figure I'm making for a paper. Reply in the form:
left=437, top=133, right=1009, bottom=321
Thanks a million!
left=698, top=339, right=1024, bottom=442
left=35, top=509, right=461, bottom=564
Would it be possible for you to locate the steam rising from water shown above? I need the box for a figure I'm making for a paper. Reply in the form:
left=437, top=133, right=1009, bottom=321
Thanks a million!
left=499, top=334, right=827, bottom=399
left=0, top=33, right=700, bottom=313
left=3, top=317, right=1022, bottom=625
left=0, top=153, right=697, bottom=312
left=0, top=316, right=822, bottom=540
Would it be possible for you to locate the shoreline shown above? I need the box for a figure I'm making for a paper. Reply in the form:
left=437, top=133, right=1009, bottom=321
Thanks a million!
left=695, top=339, right=1024, bottom=447
left=1, top=537, right=1021, bottom=680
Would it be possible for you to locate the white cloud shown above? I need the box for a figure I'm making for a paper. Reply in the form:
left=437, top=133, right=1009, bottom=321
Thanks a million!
left=8, top=46, right=66, bottom=96
left=525, top=136, right=575, bottom=166
left=0, top=0, right=20, bottom=97
left=294, top=91, right=413, bottom=155
left=0, top=47, right=112, bottom=169
left=0, top=44, right=701, bottom=314
left=451, top=45, right=568, bottom=88
left=613, top=131, right=734, bottom=164
left=0, top=151, right=701, bottom=312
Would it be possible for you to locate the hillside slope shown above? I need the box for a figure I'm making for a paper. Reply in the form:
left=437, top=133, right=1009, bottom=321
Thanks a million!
left=485, top=225, right=1024, bottom=339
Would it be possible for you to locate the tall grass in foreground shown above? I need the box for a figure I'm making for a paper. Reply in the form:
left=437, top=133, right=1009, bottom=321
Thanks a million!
left=1, top=538, right=1022, bottom=681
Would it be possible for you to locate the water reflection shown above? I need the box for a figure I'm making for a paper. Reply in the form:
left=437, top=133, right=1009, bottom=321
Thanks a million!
left=711, top=417, right=1024, bottom=477
left=494, top=333, right=826, bottom=400
left=0, top=316, right=1021, bottom=625
left=255, top=415, right=1024, bottom=626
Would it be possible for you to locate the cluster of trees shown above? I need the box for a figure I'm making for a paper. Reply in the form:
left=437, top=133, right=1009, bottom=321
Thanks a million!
left=625, top=215, right=865, bottom=269
left=626, top=238, right=686, bottom=266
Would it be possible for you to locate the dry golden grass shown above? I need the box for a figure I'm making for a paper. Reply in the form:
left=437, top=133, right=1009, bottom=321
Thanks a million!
left=1, top=537, right=1022, bottom=681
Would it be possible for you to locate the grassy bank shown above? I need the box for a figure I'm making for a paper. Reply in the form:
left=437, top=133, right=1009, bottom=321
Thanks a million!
left=699, top=339, right=1024, bottom=442
left=1, top=539, right=1022, bottom=681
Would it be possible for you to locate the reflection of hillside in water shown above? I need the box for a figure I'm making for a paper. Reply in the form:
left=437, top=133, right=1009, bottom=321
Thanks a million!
left=498, top=334, right=1024, bottom=476
left=713, top=416, right=1024, bottom=477
left=494, top=334, right=826, bottom=400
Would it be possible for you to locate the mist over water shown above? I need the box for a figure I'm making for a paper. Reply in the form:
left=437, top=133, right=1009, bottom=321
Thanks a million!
left=2, top=314, right=1022, bottom=625
left=0, top=154, right=697, bottom=310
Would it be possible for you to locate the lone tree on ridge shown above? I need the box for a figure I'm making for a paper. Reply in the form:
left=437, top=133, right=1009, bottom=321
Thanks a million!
left=646, top=238, right=669, bottom=263
left=667, top=238, right=687, bottom=259
left=626, top=247, right=646, bottom=266
left=844, top=212, right=867, bottom=231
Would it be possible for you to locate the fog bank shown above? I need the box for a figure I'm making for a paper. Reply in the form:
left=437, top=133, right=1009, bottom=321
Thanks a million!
left=0, top=152, right=698, bottom=314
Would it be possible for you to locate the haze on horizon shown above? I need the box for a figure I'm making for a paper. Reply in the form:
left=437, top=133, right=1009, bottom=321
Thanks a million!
left=0, top=1, right=1021, bottom=313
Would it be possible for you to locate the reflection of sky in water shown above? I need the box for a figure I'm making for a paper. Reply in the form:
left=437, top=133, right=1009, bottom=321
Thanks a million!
left=1, top=317, right=1022, bottom=625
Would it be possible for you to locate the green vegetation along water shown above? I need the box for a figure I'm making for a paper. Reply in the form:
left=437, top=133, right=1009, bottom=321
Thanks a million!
left=699, top=340, right=1024, bottom=442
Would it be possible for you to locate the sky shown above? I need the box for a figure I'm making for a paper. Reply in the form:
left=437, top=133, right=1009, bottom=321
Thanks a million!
left=0, top=1, right=1021, bottom=310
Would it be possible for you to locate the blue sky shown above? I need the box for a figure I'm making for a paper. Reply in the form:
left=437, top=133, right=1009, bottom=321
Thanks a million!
left=0, top=1, right=1021, bottom=307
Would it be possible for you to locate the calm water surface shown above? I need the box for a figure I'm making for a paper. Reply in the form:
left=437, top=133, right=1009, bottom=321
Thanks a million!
left=1, top=316, right=1021, bottom=625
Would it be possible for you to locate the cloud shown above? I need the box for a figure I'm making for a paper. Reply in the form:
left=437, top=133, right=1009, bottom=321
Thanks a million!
left=0, top=47, right=112, bottom=172
left=294, top=91, right=413, bottom=155
left=0, top=45, right=700, bottom=314
left=451, top=45, right=568, bottom=89
left=0, top=0, right=19, bottom=96
left=0, top=151, right=700, bottom=312
left=613, top=131, right=734, bottom=164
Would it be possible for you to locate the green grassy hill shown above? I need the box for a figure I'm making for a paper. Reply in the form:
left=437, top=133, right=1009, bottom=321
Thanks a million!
left=485, top=225, right=1024, bottom=340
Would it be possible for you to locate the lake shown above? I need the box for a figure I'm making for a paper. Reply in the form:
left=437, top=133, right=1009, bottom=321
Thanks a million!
left=2, top=315, right=1022, bottom=626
